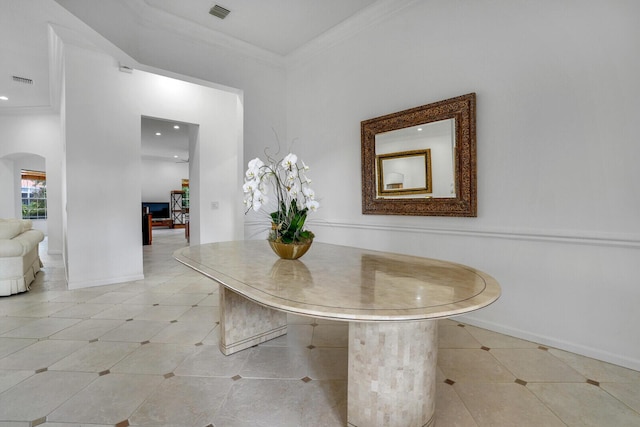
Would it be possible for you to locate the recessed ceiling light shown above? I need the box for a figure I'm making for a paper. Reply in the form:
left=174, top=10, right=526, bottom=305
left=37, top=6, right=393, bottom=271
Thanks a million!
left=173, top=125, right=180, bottom=129
left=0, top=96, right=8, bottom=101
left=173, top=155, right=179, bottom=158
left=155, top=132, right=162, bottom=136
left=417, top=128, right=423, bottom=131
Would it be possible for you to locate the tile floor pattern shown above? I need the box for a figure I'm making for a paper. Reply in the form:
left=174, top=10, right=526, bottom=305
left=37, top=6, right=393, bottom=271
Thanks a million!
left=1, top=229, right=640, bottom=426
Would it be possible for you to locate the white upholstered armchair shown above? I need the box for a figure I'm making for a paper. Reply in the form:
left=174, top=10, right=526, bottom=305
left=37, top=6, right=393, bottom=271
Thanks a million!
left=0, top=219, right=45, bottom=296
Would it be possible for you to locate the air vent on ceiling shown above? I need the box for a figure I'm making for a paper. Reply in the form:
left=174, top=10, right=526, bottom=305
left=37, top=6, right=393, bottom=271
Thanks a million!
left=209, top=4, right=230, bottom=19
left=12, top=75, right=33, bottom=85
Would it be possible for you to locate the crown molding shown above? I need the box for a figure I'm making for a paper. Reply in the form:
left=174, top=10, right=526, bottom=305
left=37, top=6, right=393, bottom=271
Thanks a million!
left=0, top=105, right=56, bottom=116
left=286, top=0, right=421, bottom=68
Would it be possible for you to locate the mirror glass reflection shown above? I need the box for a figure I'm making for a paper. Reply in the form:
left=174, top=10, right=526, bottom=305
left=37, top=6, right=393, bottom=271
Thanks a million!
left=375, top=119, right=455, bottom=198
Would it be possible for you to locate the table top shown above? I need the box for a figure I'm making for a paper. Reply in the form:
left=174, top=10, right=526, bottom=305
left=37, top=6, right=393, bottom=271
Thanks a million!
left=174, top=240, right=501, bottom=322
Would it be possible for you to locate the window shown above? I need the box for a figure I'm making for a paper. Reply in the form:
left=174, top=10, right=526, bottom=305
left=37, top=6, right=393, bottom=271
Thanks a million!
left=21, top=170, right=47, bottom=220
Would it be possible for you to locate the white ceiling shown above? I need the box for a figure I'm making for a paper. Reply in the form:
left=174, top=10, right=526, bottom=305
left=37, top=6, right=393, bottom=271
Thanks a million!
left=0, top=1, right=59, bottom=110
left=0, top=0, right=379, bottom=158
left=0, top=0, right=378, bottom=111
left=52, top=0, right=378, bottom=57
left=141, top=117, right=192, bottom=162
left=141, top=0, right=379, bottom=56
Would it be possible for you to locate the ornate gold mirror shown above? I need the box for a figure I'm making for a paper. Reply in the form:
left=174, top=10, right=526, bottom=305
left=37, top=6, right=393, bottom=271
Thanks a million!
left=361, top=93, right=476, bottom=216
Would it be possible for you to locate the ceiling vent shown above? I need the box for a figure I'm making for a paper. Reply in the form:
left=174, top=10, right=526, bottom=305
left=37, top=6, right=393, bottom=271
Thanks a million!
left=209, top=4, right=230, bottom=19
left=12, top=75, right=33, bottom=85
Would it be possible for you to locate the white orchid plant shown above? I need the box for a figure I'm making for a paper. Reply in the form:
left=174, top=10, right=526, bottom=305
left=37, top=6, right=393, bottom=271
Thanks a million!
left=243, top=152, right=319, bottom=244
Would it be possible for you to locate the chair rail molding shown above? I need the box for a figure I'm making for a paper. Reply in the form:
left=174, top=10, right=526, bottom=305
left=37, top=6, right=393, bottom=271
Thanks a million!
left=243, top=220, right=640, bottom=249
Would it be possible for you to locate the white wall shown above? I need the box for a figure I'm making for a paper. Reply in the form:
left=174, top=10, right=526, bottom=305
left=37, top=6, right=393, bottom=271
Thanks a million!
left=141, top=158, right=188, bottom=203
left=55, top=0, right=288, bottom=241
left=1, top=0, right=284, bottom=288
left=0, top=114, right=63, bottom=253
left=130, top=10, right=287, bottom=174
left=112, top=12, right=287, bottom=241
left=0, top=159, right=15, bottom=218
left=285, top=0, right=640, bottom=370
left=61, top=40, right=243, bottom=289
left=1, top=0, right=282, bottom=259
left=7, top=0, right=637, bottom=370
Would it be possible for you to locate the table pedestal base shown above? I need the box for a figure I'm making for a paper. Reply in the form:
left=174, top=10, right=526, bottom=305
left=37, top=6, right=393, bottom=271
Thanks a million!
left=218, top=285, right=438, bottom=426
left=219, top=285, right=287, bottom=355
left=347, top=321, right=438, bottom=427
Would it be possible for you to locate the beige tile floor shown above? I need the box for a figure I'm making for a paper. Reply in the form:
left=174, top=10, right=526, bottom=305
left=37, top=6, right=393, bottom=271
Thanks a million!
left=1, top=229, right=639, bottom=426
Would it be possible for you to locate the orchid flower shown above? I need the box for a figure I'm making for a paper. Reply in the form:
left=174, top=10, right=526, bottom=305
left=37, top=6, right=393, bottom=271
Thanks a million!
left=282, top=153, right=297, bottom=171
left=305, top=200, right=320, bottom=212
left=252, top=189, right=267, bottom=211
left=243, top=149, right=319, bottom=244
left=243, top=179, right=259, bottom=194
left=302, top=187, right=315, bottom=200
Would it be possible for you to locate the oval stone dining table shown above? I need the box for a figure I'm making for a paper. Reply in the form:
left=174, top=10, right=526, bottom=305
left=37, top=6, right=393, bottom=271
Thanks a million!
left=174, top=240, right=501, bottom=427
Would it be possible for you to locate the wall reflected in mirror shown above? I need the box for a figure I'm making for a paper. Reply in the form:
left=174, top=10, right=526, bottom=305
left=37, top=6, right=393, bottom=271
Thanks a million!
left=375, top=119, right=455, bottom=198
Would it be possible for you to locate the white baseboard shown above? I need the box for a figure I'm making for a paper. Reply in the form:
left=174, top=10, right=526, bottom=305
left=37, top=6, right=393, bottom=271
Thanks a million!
left=458, top=314, right=640, bottom=372
left=67, top=274, right=145, bottom=290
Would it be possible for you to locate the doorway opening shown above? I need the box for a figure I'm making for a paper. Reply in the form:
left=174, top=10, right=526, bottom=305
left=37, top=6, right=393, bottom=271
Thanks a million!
left=140, top=116, right=197, bottom=256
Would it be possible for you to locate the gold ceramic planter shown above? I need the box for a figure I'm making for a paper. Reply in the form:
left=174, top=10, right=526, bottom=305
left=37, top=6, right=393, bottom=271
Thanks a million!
left=268, top=240, right=313, bottom=260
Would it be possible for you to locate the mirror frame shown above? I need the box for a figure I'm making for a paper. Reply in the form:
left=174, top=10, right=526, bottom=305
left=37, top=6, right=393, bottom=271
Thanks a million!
left=361, top=93, right=477, bottom=216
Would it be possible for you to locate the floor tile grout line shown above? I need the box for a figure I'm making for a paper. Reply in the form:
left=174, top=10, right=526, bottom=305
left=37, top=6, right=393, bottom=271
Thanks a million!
left=447, top=380, right=481, bottom=426
left=522, top=381, right=570, bottom=426
left=542, top=346, right=594, bottom=383
left=1, top=230, right=638, bottom=424
left=597, top=383, right=640, bottom=417
left=439, top=328, right=573, bottom=426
